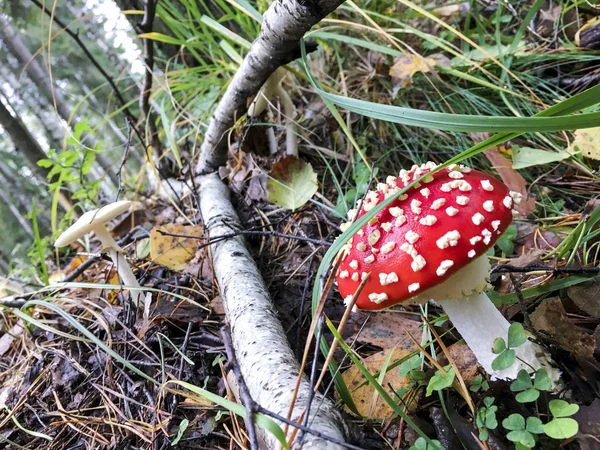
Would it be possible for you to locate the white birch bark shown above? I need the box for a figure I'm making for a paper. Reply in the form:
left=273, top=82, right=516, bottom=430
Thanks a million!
left=195, top=0, right=345, bottom=173
left=198, top=173, right=348, bottom=449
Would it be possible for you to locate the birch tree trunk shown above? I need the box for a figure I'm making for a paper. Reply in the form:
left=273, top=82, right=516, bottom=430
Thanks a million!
left=191, top=1, right=349, bottom=448
left=198, top=173, right=349, bottom=449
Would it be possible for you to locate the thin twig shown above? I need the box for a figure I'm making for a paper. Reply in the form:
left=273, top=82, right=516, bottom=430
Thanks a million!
left=491, top=264, right=599, bottom=275
left=157, top=228, right=332, bottom=248
left=221, top=324, right=259, bottom=450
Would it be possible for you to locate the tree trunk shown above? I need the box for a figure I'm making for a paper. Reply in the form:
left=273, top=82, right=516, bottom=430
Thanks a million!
left=0, top=171, right=34, bottom=238
left=0, top=95, right=71, bottom=211
left=0, top=17, right=119, bottom=191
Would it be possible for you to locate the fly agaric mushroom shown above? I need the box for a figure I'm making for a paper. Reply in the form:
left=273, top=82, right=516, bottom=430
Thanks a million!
left=55, top=200, right=144, bottom=308
left=336, top=162, right=558, bottom=383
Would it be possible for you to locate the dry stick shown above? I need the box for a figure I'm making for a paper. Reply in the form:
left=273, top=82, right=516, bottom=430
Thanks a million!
left=197, top=173, right=348, bottom=448
left=222, top=324, right=260, bottom=450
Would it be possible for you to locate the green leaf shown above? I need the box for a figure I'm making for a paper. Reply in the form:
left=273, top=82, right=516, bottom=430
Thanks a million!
left=506, top=430, right=535, bottom=448
left=533, top=369, right=552, bottom=391
left=37, top=159, right=53, bottom=168
left=315, top=90, right=600, bottom=133
left=171, top=419, right=188, bottom=446
left=266, top=156, right=318, bottom=211
left=507, top=323, right=527, bottom=348
left=399, top=355, right=421, bottom=376
left=511, top=146, right=570, bottom=169
left=483, top=397, right=495, bottom=408
left=409, top=437, right=443, bottom=450
left=426, top=366, right=455, bottom=396
left=478, top=428, right=489, bottom=442
left=548, top=399, right=579, bottom=418
left=496, top=224, right=517, bottom=254
left=492, top=337, right=506, bottom=354
left=543, top=418, right=579, bottom=439
left=492, top=349, right=515, bottom=371
left=510, top=370, right=533, bottom=392
left=515, top=388, right=540, bottom=403
left=503, top=413, right=526, bottom=431
left=526, top=417, right=544, bottom=434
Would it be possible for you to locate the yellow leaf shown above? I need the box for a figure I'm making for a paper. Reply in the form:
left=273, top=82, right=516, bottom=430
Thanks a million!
left=569, top=127, right=600, bottom=161
left=150, top=223, right=203, bottom=270
left=339, top=348, right=414, bottom=418
left=389, top=55, right=437, bottom=88
left=266, top=156, right=318, bottom=210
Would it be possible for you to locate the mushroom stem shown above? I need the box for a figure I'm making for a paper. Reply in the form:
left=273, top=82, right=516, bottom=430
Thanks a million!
left=94, top=226, right=143, bottom=308
left=438, top=292, right=559, bottom=385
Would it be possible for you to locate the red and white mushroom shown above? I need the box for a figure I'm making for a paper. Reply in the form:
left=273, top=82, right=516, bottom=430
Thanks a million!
left=336, top=162, right=558, bottom=382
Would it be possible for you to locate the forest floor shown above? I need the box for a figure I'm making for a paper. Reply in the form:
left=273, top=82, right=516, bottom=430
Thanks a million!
left=1, top=1, right=600, bottom=449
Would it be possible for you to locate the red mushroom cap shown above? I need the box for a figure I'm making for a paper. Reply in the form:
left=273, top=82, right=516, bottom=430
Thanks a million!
left=336, top=162, right=519, bottom=310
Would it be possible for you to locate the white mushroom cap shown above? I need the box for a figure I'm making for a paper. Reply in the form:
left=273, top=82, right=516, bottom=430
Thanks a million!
left=55, top=201, right=132, bottom=248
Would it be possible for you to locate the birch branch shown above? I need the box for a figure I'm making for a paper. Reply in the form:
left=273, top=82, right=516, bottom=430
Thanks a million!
left=195, top=0, right=345, bottom=174
left=198, top=173, right=349, bottom=449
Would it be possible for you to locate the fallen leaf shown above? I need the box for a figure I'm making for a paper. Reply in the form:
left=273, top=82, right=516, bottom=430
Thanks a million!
left=390, top=55, right=437, bottom=88
left=567, top=279, right=600, bottom=319
left=569, top=128, right=600, bottom=161
left=266, top=156, right=318, bottom=210
left=439, top=342, right=481, bottom=384
left=340, top=348, right=414, bottom=418
left=150, top=223, right=203, bottom=270
left=434, top=2, right=469, bottom=17
left=0, top=320, right=24, bottom=356
left=350, top=312, right=421, bottom=351
left=530, top=297, right=595, bottom=360
left=511, top=146, right=570, bottom=169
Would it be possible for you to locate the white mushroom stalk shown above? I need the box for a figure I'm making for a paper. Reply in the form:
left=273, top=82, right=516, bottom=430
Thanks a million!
left=54, top=201, right=145, bottom=308
left=248, top=67, right=298, bottom=157
left=413, top=256, right=560, bottom=383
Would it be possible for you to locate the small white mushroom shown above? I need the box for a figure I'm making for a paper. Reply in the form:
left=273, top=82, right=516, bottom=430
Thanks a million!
left=54, top=201, right=145, bottom=308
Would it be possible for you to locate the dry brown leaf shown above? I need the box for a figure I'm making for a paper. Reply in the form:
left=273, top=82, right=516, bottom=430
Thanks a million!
left=150, top=223, right=203, bottom=270
left=567, top=280, right=600, bottom=319
left=350, top=312, right=421, bottom=351
left=530, top=297, right=595, bottom=360
left=390, top=55, right=437, bottom=88
left=340, top=348, right=413, bottom=418
left=440, top=342, right=481, bottom=384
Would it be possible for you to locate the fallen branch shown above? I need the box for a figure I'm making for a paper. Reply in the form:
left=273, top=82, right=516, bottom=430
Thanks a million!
left=198, top=173, right=349, bottom=448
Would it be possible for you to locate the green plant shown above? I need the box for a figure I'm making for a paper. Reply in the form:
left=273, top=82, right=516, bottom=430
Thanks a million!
left=409, top=437, right=443, bottom=450
left=469, top=375, right=489, bottom=393
left=491, top=322, right=527, bottom=371
left=510, top=369, right=552, bottom=403
left=334, top=160, right=378, bottom=217
left=502, top=414, right=544, bottom=449
left=476, top=397, right=498, bottom=441
left=425, top=365, right=455, bottom=397
left=543, top=399, right=579, bottom=439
